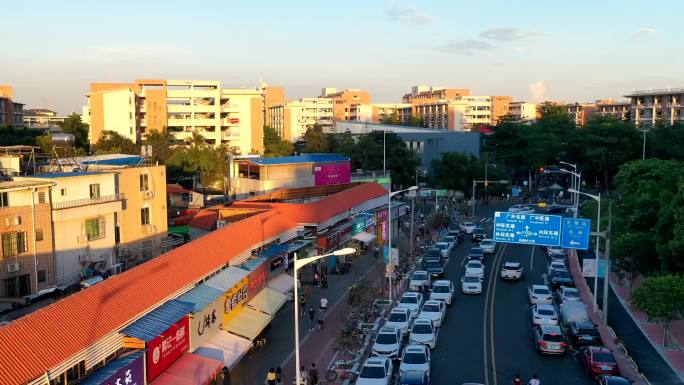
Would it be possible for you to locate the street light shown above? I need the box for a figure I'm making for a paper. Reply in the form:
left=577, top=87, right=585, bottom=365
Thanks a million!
left=568, top=188, right=602, bottom=313
left=293, top=247, right=355, bottom=385
left=388, top=185, right=418, bottom=303
left=559, top=167, right=581, bottom=218
left=471, top=180, right=508, bottom=217
left=638, top=129, right=649, bottom=160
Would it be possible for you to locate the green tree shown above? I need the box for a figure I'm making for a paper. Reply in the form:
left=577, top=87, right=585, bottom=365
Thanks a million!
left=58, top=113, right=89, bottom=152
left=0, top=125, right=43, bottom=146
left=380, top=112, right=401, bottom=125
left=352, top=131, right=420, bottom=189
left=408, top=114, right=424, bottom=127
left=167, top=134, right=228, bottom=191
left=91, top=131, right=139, bottom=155
left=303, top=124, right=329, bottom=153
left=143, top=128, right=174, bottom=164
left=263, top=125, right=293, bottom=157
left=431, top=152, right=480, bottom=195
left=648, top=122, right=684, bottom=161
left=631, top=275, right=684, bottom=346
left=36, top=134, right=54, bottom=155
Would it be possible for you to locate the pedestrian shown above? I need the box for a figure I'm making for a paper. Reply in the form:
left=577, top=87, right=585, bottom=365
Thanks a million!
left=512, top=374, right=522, bottom=385
left=317, top=307, right=326, bottom=330
left=307, top=306, right=316, bottom=330
left=313, top=271, right=320, bottom=287
left=265, top=368, right=276, bottom=385
left=321, top=272, right=328, bottom=288
left=528, top=374, right=540, bottom=385
left=319, top=296, right=328, bottom=311
left=299, top=366, right=308, bottom=385
left=374, top=245, right=379, bottom=259
left=299, top=294, right=306, bottom=316
left=275, top=367, right=283, bottom=384
left=308, top=363, right=319, bottom=385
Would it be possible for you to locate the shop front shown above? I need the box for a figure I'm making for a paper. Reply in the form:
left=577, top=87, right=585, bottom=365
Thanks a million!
left=315, top=222, right=353, bottom=273
left=351, top=212, right=377, bottom=254
left=80, top=352, right=145, bottom=385
left=255, top=244, right=289, bottom=277
left=376, top=208, right=388, bottom=247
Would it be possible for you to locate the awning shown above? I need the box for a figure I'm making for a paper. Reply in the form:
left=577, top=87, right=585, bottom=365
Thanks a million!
left=255, top=244, right=288, bottom=259
left=122, top=300, right=194, bottom=341
left=353, top=231, right=376, bottom=244
left=151, top=353, right=223, bottom=385
left=80, top=352, right=144, bottom=385
left=239, top=257, right=267, bottom=271
left=267, top=272, right=295, bottom=294
left=193, top=331, right=252, bottom=370
left=168, top=225, right=190, bottom=235
left=204, top=266, right=249, bottom=292
left=176, top=284, right=224, bottom=313
left=223, top=307, right=271, bottom=340
left=246, top=287, right=287, bottom=317
left=286, top=239, right=312, bottom=253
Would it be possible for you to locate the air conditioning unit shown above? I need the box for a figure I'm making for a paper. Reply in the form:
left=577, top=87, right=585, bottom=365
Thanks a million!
left=4, top=216, right=21, bottom=226
left=146, top=225, right=157, bottom=234
left=6, top=263, right=19, bottom=273
left=78, top=254, right=90, bottom=263
left=77, top=234, right=88, bottom=244
left=143, top=190, right=154, bottom=199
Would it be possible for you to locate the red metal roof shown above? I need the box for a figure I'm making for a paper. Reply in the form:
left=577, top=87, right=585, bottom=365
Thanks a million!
left=166, top=184, right=193, bottom=194
left=188, top=209, right=218, bottom=230
left=0, top=183, right=386, bottom=385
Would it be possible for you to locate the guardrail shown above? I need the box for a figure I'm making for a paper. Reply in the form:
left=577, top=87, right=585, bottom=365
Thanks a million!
left=52, top=194, right=124, bottom=210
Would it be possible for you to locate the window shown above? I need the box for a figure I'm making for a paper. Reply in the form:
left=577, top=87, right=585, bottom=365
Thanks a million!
left=60, top=188, right=66, bottom=196
left=89, top=184, right=100, bottom=199
left=85, top=217, right=104, bottom=241
left=140, top=207, right=151, bottom=225
left=139, top=174, right=149, bottom=191
left=0, top=192, right=8, bottom=207
left=35, top=229, right=44, bottom=242
left=37, top=192, right=46, bottom=204
left=1, top=232, right=28, bottom=258
left=37, top=270, right=47, bottom=283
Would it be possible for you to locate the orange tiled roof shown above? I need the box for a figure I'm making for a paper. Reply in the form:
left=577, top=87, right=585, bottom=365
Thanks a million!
left=0, top=183, right=386, bottom=385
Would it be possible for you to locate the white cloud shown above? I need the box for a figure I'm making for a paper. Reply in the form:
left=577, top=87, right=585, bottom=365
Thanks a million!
left=479, top=27, right=548, bottom=42
left=634, top=27, right=660, bottom=36
left=385, top=6, right=437, bottom=25
left=438, top=39, right=494, bottom=55
left=528, top=81, right=547, bottom=102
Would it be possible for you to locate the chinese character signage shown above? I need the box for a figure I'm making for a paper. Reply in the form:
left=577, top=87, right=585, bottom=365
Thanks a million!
left=246, top=261, right=267, bottom=299
left=146, top=316, right=190, bottom=381
left=189, top=296, right=222, bottom=351
left=352, top=219, right=365, bottom=236
left=493, top=211, right=563, bottom=246
left=222, top=277, right=249, bottom=324
left=97, top=353, right=144, bottom=385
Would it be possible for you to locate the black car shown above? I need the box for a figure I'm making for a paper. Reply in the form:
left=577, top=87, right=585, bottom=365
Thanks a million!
left=467, top=247, right=484, bottom=261
left=471, top=227, right=486, bottom=242
left=549, top=269, right=574, bottom=290
left=425, top=259, right=444, bottom=278
left=568, top=321, right=602, bottom=347
left=426, top=248, right=442, bottom=260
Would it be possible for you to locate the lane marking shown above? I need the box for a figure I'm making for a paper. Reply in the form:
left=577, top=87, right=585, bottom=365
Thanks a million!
left=488, top=243, right=506, bottom=385
left=482, top=242, right=506, bottom=385
left=529, top=245, right=535, bottom=271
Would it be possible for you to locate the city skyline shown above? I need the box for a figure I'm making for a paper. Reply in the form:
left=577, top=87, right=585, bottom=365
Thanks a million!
left=3, top=0, right=684, bottom=114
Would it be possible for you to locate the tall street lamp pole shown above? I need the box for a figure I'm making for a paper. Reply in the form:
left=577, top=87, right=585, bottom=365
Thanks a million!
left=639, top=129, right=648, bottom=160
left=387, top=186, right=418, bottom=303
left=471, top=180, right=508, bottom=217
left=293, top=248, right=356, bottom=385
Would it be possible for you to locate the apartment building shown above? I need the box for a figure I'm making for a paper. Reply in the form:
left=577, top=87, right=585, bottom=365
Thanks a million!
left=624, top=88, right=684, bottom=126
left=402, top=85, right=470, bottom=104
left=23, top=109, right=67, bottom=130
left=566, top=102, right=596, bottom=126
left=0, top=85, right=25, bottom=127
left=84, top=80, right=280, bottom=154
left=347, top=103, right=412, bottom=123
left=595, top=99, right=630, bottom=121
left=405, top=96, right=492, bottom=131
left=268, top=98, right=334, bottom=141
left=508, top=102, right=538, bottom=123
left=0, top=180, right=54, bottom=301
left=491, top=96, right=513, bottom=124
left=321, top=88, right=371, bottom=121
left=260, top=82, right=285, bottom=126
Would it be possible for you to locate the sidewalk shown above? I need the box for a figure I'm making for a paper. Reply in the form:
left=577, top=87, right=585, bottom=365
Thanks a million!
left=610, top=274, right=684, bottom=382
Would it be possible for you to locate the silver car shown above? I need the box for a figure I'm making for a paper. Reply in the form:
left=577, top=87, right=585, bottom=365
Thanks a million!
left=479, top=239, right=496, bottom=254
left=528, top=284, right=553, bottom=304
left=532, top=303, right=559, bottom=326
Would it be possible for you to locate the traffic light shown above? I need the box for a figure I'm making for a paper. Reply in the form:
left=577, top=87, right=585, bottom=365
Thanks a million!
left=539, top=166, right=545, bottom=174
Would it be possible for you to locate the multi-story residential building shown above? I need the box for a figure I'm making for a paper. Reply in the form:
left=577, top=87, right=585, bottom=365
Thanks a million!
left=0, top=85, right=25, bottom=127
left=23, top=109, right=67, bottom=130
left=259, top=82, right=285, bottom=127
left=406, top=96, right=492, bottom=131
left=0, top=180, right=55, bottom=302
left=566, top=102, right=596, bottom=126
left=595, top=99, right=630, bottom=121
left=508, top=101, right=538, bottom=123
left=320, top=88, right=371, bottom=121
left=624, top=88, right=684, bottom=126
left=491, top=96, right=513, bottom=124
left=402, top=85, right=470, bottom=104
left=83, top=79, right=280, bottom=154
left=268, top=97, right=334, bottom=141
left=347, top=103, right=412, bottom=124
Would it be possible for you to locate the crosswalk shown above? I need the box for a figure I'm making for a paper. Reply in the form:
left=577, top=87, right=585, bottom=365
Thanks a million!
left=477, top=217, right=493, bottom=223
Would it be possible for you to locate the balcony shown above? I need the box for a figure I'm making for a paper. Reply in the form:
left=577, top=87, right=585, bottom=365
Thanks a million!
left=53, top=194, right=125, bottom=210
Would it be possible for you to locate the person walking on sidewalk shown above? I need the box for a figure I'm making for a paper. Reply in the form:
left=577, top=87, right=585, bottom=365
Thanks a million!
left=307, top=306, right=316, bottom=330
left=313, top=271, right=320, bottom=287
left=265, top=368, right=276, bottom=385
left=317, top=307, right=326, bottom=330
left=298, top=366, right=308, bottom=385
left=528, top=374, right=540, bottom=385
left=299, top=294, right=306, bottom=316
left=512, top=374, right=522, bottom=385
left=275, top=367, right=283, bottom=384
left=319, top=296, right=328, bottom=311
left=308, top=363, right=319, bottom=385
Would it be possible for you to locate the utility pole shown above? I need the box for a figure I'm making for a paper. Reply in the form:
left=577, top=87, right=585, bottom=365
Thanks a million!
left=601, top=203, right=612, bottom=323
left=409, top=195, right=415, bottom=258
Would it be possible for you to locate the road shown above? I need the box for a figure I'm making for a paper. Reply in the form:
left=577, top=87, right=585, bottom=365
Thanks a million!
left=430, top=201, right=593, bottom=385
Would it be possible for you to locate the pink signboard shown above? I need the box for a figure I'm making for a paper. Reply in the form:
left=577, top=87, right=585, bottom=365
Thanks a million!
left=314, top=163, right=351, bottom=186
left=146, top=316, right=190, bottom=382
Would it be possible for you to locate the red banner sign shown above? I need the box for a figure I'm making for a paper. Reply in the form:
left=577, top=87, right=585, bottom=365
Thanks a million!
left=247, top=261, right=267, bottom=299
left=146, top=316, right=190, bottom=381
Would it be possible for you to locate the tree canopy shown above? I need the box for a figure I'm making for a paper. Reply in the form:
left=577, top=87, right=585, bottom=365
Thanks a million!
left=263, top=125, right=294, bottom=157
left=91, top=131, right=139, bottom=155
left=58, top=112, right=90, bottom=152
left=631, top=275, right=684, bottom=346
left=167, top=132, right=228, bottom=191
left=303, top=124, right=329, bottom=153
left=143, top=128, right=174, bottom=164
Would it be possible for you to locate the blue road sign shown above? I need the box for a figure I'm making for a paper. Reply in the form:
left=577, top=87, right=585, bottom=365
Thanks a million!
left=561, top=218, right=592, bottom=250
left=493, top=211, right=562, bottom=246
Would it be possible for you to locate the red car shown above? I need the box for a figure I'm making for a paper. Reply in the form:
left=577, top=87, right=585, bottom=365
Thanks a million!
left=580, top=346, right=620, bottom=377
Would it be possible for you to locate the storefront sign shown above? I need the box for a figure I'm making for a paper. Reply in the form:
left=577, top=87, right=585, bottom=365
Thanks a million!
left=223, top=277, right=249, bottom=323
left=97, top=354, right=144, bottom=385
left=352, top=219, right=365, bottom=236
left=270, top=256, right=284, bottom=271
left=190, top=296, right=223, bottom=351
left=147, top=316, right=190, bottom=381
left=364, top=214, right=376, bottom=228
left=314, top=163, right=351, bottom=186
left=247, top=262, right=268, bottom=298
left=229, top=118, right=240, bottom=124
left=376, top=209, right=388, bottom=222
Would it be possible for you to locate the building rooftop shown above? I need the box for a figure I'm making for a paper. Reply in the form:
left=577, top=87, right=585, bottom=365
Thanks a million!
left=26, top=171, right=109, bottom=179
left=0, top=180, right=54, bottom=191
left=240, top=153, right=349, bottom=166
left=624, top=87, right=684, bottom=97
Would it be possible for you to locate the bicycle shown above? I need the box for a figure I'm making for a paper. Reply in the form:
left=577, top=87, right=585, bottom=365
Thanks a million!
left=325, top=361, right=357, bottom=382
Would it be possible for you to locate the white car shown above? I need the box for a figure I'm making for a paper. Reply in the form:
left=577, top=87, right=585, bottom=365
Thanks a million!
left=409, top=271, right=431, bottom=292
left=397, top=292, right=424, bottom=318
left=555, top=287, right=581, bottom=304
left=409, top=318, right=438, bottom=349
left=479, top=239, right=496, bottom=254
left=443, top=235, right=456, bottom=249
left=465, top=260, right=485, bottom=279
left=385, top=307, right=412, bottom=336
left=417, top=300, right=446, bottom=328
left=528, top=284, right=553, bottom=305
left=461, top=274, right=483, bottom=294
left=399, top=344, right=430, bottom=377
left=372, top=326, right=402, bottom=358
left=500, top=262, right=523, bottom=280
left=547, top=260, right=566, bottom=276
left=429, top=280, right=455, bottom=306
left=508, top=204, right=535, bottom=214
left=435, top=242, right=451, bottom=258
left=532, top=303, right=559, bottom=326
left=546, top=246, right=566, bottom=259
left=460, top=221, right=476, bottom=234
left=357, top=356, right=393, bottom=385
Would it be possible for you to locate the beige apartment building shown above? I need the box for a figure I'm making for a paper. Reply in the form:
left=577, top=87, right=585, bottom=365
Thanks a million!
left=625, top=88, right=684, bottom=126
left=23, top=109, right=67, bottom=130
left=491, top=96, right=513, bottom=124
left=268, top=97, right=334, bottom=141
left=347, top=103, right=412, bottom=124
left=321, top=88, right=371, bottom=121
left=566, top=102, right=597, bottom=126
left=402, top=85, right=471, bottom=104
left=402, top=96, right=493, bottom=131
left=0, top=180, right=54, bottom=302
left=595, top=99, right=630, bottom=121
left=0, top=85, right=25, bottom=127
left=83, top=80, right=283, bottom=154
left=508, top=101, right=538, bottom=123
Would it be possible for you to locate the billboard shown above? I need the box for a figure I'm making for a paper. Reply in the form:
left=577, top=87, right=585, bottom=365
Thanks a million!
left=314, top=163, right=351, bottom=186
left=147, top=316, right=190, bottom=381
left=189, top=296, right=222, bottom=351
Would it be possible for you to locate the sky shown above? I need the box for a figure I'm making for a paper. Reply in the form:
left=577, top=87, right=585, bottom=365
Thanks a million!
left=2, top=0, right=683, bottom=115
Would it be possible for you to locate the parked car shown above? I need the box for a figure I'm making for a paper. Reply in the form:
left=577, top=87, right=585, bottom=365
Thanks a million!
left=533, top=324, right=568, bottom=355
left=418, top=300, right=446, bottom=327
left=397, top=292, right=424, bottom=318
left=435, top=242, right=451, bottom=258
left=479, top=239, right=496, bottom=254
left=460, top=222, right=476, bottom=234
left=398, top=370, right=430, bottom=385
left=560, top=301, right=589, bottom=327
left=528, top=285, right=553, bottom=304
left=555, top=287, right=581, bottom=304
left=549, top=269, right=574, bottom=290
left=409, top=318, right=438, bottom=349
left=461, top=274, right=483, bottom=294
left=385, top=307, right=412, bottom=336
left=580, top=346, right=620, bottom=377
left=568, top=321, right=602, bottom=347
left=547, top=260, right=566, bottom=276
left=426, top=248, right=442, bottom=261
left=532, top=303, right=559, bottom=326
left=357, top=357, right=394, bottom=385
left=443, top=235, right=457, bottom=248
left=425, top=259, right=445, bottom=278
left=471, top=227, right=486, bottom=242
left=500, top=262, right=523, bottom=280
left=409, top=271, right=431, bottom=292
left=546, top=246, right=566, bottom=259
left=372, top=326, right=403, bottom=358
left=467, top=247, right=484, bottom=261
left=596, top=376, right=631, bottom=385
left=399, top=344, right=430, bottom=378
left=509, top=204, right=535, bottom=214
left=465, top=260, right=485, bottom=279
left=429, top=280, right=455, bottom=306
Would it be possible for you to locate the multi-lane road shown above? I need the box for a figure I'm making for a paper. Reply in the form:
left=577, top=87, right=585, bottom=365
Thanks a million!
left=430, top=202, right=594, bottom=385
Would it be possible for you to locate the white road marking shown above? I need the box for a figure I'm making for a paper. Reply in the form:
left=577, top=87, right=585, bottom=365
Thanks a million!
left=529, top=245, right=535, bottom=271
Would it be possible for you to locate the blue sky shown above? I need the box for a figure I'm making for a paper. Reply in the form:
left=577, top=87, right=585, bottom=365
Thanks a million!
left=3, top=0, right=683, bottom=114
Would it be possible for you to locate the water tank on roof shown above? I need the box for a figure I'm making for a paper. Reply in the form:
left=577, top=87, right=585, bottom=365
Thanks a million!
left=52, top=133, right=75, bottom=144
